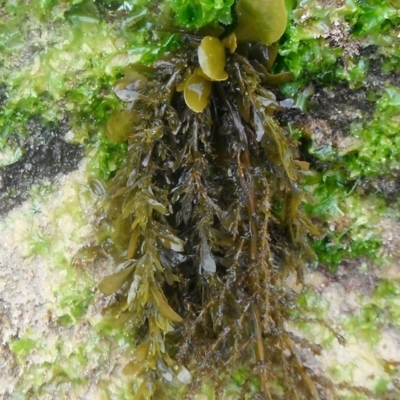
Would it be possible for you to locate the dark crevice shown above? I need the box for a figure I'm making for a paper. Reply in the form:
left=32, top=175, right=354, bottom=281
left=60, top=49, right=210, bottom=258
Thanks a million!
left=0, top=117, right=83, bottom=215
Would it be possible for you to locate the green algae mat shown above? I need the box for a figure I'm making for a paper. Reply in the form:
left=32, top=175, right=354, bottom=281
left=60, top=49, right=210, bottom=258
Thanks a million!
left=1, top=1, right=400, bottom=399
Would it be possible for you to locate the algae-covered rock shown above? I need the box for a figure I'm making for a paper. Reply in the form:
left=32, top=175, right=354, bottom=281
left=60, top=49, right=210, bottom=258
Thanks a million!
left=1, top=1, right=400, bottom=399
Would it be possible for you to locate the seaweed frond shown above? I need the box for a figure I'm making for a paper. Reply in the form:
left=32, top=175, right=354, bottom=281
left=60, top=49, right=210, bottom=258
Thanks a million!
left=96, top=35, right=324, bottom=399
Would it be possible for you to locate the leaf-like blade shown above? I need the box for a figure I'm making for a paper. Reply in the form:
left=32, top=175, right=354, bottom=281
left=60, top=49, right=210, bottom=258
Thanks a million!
left=127, top=229, right=141, bottom=259
left=151, top=287, right=183, bottom=323
left=123, top=361, right=143, bottom=376
left=135, top=340, right=150, bottom=361
left=148, top=198, right=168, bottom=214
left=98, top=264, right=135, bottom=295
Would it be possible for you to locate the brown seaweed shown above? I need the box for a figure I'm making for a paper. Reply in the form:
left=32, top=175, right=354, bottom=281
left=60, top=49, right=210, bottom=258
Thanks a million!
left=95, top=36, right=330, bottom=399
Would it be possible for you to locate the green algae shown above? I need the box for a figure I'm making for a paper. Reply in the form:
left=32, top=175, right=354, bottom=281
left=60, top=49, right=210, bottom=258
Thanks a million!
left=56, top=278, right=96, bottom=326
left=0, top=0, right=174, bottom=175
left=10, top=335, right=38, bottom=361
left=344, top=86, right=400, bottom=178
left=280, top=0, right=400, bottom=85
left=300, top=83, right=399, bottom=271
left=166, top=0, right=235, bottom=29
left=344, top=278, right=400, bottom=346
left=275, top=1, right=400, bottom=271
left=304, top=173, right=385, bottom=271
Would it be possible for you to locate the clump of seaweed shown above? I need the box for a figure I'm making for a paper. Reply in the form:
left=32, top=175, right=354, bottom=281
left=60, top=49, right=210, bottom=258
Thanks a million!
left=94, top=1, right=330, bottom=398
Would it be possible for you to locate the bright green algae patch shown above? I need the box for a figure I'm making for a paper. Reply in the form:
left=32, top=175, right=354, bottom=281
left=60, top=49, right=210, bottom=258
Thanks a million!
left=345, top=86, right=400, bottom=178
left=280, top=2, right=400, bottom=396
left=1, top=0, right=118, bottom=167
left=0, top=0, right=178, bottom=171
left=280, top=0, right=400, bottom=85
left=166, top=0, right=235, bottom=29
left=276, top=0, right=400, bottom=271
left=304, top=172, right=385, bottom=271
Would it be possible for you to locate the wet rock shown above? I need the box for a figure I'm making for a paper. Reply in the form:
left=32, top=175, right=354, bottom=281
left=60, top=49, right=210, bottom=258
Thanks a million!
left=0, top=117, right=83, bottom=215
